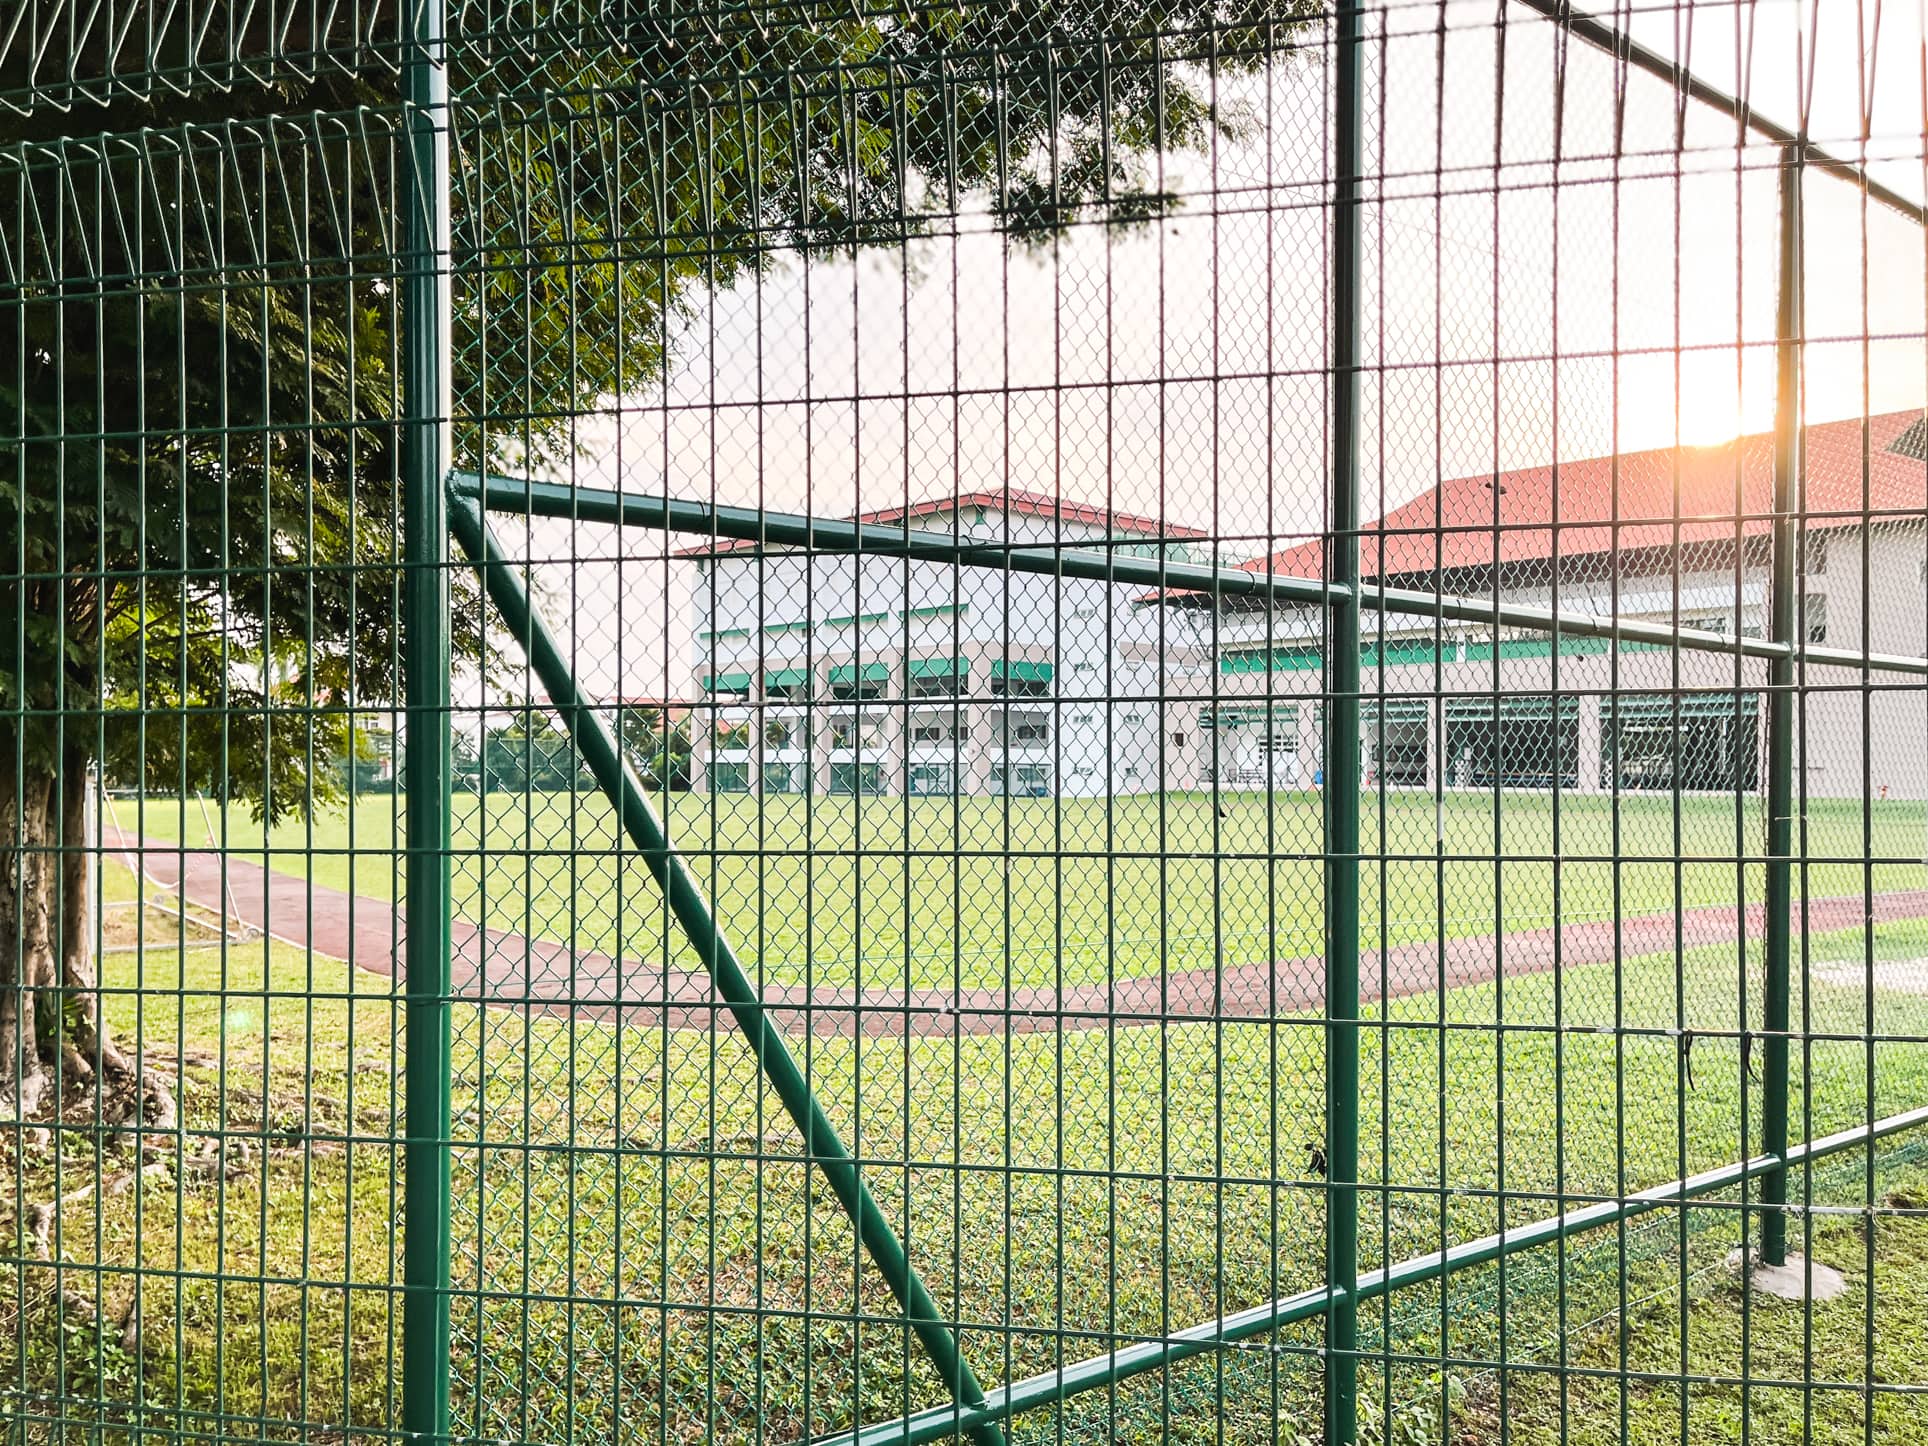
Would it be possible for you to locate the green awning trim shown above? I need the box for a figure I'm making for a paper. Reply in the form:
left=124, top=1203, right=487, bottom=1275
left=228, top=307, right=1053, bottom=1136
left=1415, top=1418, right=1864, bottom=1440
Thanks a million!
left=908, top=656, right=968, bottom=679
left=992, top=660, right=1055, bottom=683
left=1443, top=695, right=1582, bottom=721
left=1609, top=693, right=1758, bottom=721
left=764, top=667, right=811, bottom=688
left=1360, top=699, right=1429, bottom=724
left=1224, top=633, right=1619, bottom=675
left=1222, top=644, right=1323, bottom=674
left=700, top=671, right=752, bottom=692
left=829, top=661, right=892, bottom=685
left=1200, top=703, right=1297, bottom=728
left=1462, top=635, right=1611, bottom=662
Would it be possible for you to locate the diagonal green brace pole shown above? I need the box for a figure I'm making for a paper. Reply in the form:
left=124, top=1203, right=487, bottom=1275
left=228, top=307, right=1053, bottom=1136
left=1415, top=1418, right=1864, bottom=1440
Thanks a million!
left=447, top=490, right=1007, bottom=1446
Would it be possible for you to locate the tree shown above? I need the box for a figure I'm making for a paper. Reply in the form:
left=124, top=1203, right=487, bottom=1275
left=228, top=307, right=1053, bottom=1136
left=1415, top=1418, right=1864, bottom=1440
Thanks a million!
left=618, top=707, right=695, bottom=792
left=1, top=1, right=1317, bottom=1119
left=481, top=714, right=593, bottom=794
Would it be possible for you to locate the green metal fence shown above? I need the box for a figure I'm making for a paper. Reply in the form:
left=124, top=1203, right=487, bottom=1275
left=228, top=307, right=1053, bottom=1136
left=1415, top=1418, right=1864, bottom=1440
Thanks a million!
left=7, top=3, right=1928, bottom=1444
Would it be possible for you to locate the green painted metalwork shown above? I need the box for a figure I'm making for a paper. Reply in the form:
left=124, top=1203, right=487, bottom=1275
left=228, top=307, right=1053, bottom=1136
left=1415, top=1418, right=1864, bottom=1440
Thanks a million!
left=1324, top=5, right=1365, bottom=1440
left=1761, top=144, right=1805, bottom=1269
left=453, top=474, right=1928, bottom=678
left=448, top=493, right=1007, bottom=1446
left=812, top=1104, right=1928, bottom=1446
left=10, top=7, right=1928, bottom=1446
left=990, top=661, right=1056, bottom=683
left=401, top=3, right=455, bottom=1441
left=908, top=657, right=969, bottom=679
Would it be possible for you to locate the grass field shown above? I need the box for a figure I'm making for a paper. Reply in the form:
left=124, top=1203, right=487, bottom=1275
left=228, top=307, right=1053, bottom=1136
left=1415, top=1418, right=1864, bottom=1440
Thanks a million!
left=120, top=788, right=1928, bottom=992
left=6, top=854, right=1927, bottom=1444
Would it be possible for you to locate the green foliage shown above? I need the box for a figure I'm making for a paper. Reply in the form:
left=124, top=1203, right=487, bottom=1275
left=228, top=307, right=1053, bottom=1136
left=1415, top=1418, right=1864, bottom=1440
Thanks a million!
left=616, top=706, right=693, bottom=790
left=481, top=712, right=593, bottom=793
left=3, top=1, right=1321, bottom=815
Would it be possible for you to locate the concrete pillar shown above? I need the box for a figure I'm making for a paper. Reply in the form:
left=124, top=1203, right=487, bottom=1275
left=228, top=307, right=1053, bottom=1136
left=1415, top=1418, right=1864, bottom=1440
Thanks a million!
left=1425, top=698, right=1440, bottom=792
left=1576, top=694, right=1603, bottom=794
left=809, top=661, right=832, bottom=794
left=690, top=719, right=710, bottom=792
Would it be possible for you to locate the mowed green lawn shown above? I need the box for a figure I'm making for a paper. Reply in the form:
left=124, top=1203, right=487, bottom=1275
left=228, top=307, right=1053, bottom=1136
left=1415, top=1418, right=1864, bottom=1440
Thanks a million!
left=122, top=788, right=1928, bottom=992
left=7, top=861, right=1927, bottom=1444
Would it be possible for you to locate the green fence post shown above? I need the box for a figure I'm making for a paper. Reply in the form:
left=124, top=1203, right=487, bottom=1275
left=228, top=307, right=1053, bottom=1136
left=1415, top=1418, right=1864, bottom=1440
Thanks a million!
left=1325, top=3, right=1366, bottom=1442
left=448, top=495, right=1007, bottom=1446
left=1761, top=141, right=1803, bottom=1269
left=401, top=0, right=455, bottom=1438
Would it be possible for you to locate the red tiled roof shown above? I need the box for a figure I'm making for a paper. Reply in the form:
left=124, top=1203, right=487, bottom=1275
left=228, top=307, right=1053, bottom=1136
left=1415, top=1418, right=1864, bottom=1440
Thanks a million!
left=676, top=488, right=1205, bottom=558
left=1154, top=410, right=1928, bottom=598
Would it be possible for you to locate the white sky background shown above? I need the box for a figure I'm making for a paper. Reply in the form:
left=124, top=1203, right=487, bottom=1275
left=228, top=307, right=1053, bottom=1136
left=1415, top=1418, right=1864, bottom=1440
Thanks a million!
left=485, top=0, right=1928, bottom=705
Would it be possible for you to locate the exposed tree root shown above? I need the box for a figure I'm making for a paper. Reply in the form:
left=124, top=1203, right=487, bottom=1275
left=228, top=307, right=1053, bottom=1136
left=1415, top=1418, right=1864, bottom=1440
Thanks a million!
left=5, top=1058, right=248, bottom=1348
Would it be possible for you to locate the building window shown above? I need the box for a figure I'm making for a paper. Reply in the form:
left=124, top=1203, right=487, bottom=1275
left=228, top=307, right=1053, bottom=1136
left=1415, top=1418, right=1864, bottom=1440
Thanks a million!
left=712, top=762, right=751, bottom=793
left=990, top=763, right=1052, bottom=796
left=1442, top=696, right=1580, bottom=790
left=762, top=763, right=805, bottom=795
left=1171, top=732, right=1187, bottom=748
left=831, top=681, right=883, bottom=702
left=991, top=676, right=1051, bottom=698
left=908, top=763, right=954, bottom=795
left=1805, top=594, right=1828, bottom=644
left=1804, top=533, right=1827, bottom=575
left=830, top=762, right=885, bottom=796
left=1003, top=719, right=1050, bottom=746
left=1602, top=694, right=1759, bottom=793
left=911, top=674, right=960, bottom=698
left=831, top=718, right=884, bottom=750
left=911, top=718, right=960, bottom=745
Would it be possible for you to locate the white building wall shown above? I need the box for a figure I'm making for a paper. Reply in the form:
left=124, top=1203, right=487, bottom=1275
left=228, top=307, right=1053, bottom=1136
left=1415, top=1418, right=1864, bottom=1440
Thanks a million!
left=690, top=518, right=1926, bottom=802
left=688, top=507, right=1199, bottom=797
left=1200, top=523, right=1927, bottom=801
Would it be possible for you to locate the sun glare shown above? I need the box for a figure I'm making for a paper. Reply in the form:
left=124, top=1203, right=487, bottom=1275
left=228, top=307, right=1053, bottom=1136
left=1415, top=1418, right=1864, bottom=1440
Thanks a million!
left=1614, top=350, right=1775, bottom=452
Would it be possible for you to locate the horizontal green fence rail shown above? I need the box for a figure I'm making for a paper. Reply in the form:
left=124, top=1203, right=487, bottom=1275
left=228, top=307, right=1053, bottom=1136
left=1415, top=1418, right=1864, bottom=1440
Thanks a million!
left=818, top=1105, right=1928, bottom=1446
left=452, top=472, right=1928, bottom=678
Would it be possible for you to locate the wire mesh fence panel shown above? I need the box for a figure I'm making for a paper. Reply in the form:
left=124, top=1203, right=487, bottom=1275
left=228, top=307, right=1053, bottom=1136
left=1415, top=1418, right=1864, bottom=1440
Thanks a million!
left=5, top=3, right=1928, bottom=1446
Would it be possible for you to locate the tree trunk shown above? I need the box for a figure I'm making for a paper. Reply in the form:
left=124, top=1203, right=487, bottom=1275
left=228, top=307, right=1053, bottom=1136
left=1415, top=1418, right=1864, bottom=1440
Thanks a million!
left=0, top=762, right=57, bottom=1120
left=60, top=746, right=138, bottom=1107
left=0, top=751, right=155, bottom=1125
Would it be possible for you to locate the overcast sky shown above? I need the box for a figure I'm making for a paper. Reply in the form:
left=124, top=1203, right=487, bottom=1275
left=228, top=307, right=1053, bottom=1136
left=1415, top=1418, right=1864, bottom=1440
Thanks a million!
left=481, top=0, right=1928, bottom=705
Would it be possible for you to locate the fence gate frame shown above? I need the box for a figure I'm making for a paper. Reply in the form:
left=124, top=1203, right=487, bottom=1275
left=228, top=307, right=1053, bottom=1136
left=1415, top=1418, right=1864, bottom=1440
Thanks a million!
left=390, top=3, right=1928, bottom=1445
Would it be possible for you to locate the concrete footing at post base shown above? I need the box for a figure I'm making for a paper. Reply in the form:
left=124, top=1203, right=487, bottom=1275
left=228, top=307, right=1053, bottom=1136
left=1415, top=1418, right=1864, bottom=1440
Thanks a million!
left=1726, top=1248, right=1848, bottom=1301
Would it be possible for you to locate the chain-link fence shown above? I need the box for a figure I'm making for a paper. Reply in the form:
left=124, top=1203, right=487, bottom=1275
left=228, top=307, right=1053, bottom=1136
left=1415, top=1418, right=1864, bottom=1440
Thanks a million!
left=6, top=2, right=1928, bottom=1443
